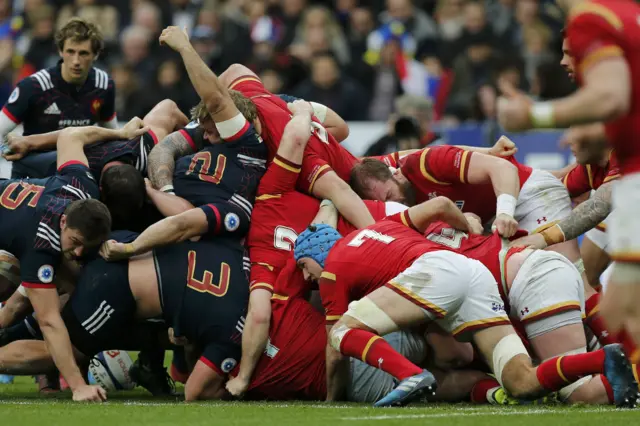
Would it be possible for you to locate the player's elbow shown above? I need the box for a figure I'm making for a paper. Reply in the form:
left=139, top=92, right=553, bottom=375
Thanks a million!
left=58, top=127, right=83, bottom=146
left=330, top=121, right=350, bottom=143
left=596, top=88, right=630, bottom=120
left=432, top=196, right=457, bottom=215
left=173, top=212, right=202, bottom=241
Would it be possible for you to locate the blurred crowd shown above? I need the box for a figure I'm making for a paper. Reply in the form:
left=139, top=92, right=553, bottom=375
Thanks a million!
left=0, top=0, right=575, bottom=127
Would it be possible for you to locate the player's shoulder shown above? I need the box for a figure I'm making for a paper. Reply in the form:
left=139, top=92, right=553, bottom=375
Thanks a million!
left=567, top=0, right=627, bottom=30
left=90, top=67, right=113, bottom=91
left=21, top=67, right=56, bottom=93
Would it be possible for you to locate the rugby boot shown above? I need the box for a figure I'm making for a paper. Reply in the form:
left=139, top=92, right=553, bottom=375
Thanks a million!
left=603, top=344, right=640, bottom=408
left=374, top=369, right=437, bottom=407
left=129, top=358, right=177, bottom=397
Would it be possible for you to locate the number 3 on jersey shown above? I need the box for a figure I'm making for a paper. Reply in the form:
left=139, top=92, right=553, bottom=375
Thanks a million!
left=187, top=250, right=230, bottom=297
left=186, top=151, right=226, bottom=183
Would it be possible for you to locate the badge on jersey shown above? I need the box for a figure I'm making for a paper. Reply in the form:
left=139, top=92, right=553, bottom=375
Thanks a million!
left=8, top=87, right=19, bottom=104
left=91, top=99, right=103, bottom=115
left=37, top=264, right=54, bottom=283
left=221, top=358, right=237, bottom=373
left=186, top=120, right=199, bottom=129
left=224, top=213, right=240, bottom=232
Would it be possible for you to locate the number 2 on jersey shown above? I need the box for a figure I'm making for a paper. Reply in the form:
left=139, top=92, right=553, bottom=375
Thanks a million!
left=187, top=250, right=230, bottom=297
left=187, top=151, right=226, bottom=184
left=426, top=228, right=468, bottom=249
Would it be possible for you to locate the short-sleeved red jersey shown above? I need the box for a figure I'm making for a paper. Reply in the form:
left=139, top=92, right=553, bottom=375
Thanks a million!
left=400, top=146, right=533, bottom=223
left=566, top=0, right=640, bottom=175
left=229, top=76, right=358, bottom=193
left=320, top=218, right=446, bottom=324
left=563, top=151, right=621, bottom=198
left=248, top=157, right=388, bottom=293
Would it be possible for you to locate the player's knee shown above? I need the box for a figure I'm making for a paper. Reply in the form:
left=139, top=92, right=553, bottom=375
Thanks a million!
left=491, top=334, right=539, bottom=398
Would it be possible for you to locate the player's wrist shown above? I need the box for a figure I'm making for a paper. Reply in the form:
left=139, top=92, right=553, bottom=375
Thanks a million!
left=496, top=194, right=517, bottom=218
left=529, top=102, right=556, bottom=128
left=540, top=224, right=565, bottom=247
left=159, top=184, right=175, bottom=195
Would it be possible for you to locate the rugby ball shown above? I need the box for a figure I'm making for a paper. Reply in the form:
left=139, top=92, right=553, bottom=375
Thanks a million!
left=88, top=350, right=136, bottom=391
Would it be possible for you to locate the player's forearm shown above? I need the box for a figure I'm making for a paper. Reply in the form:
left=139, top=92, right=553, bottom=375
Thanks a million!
left=326, top=188, right=375, bottom=229
left=236, top=294, right=272, bottom=382
left=20, top=131, right=61, bottom=153
left=556, top=183, right=613, bottom=242
left=455, top=145, right=490, bottom=155
left=551, top=85, right=627, bottom=127
left=311, top=201, right=339, bottom=228
left=321, top=107, right=349, bottom=143
left=487, top=163, right=520, bottom=200
left=130, top=215, right=198, bottom=255
left=147, top=188, right=195, bottom=217
left=62, top=126, right=126, bottom=148
left=0, top=290, right=31, bottom=328
left=408, top=197, right=470, bottom=233
left=325, top=345, right=349, bottom=401
left=178, top=44, right=228, bottom=113
left=148, top=132, right=196, bottom=189
left=39, top=315, right=85, bottom=390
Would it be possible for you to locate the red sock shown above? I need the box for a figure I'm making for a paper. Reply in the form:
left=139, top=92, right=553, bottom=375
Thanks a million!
left=470, top=378, right=501, bottom=404
left=585, top=293, right=618, bottom=346
left=600, top=375, right=615, bottom=403
left=340, top=329, right=422, bottom=380
left=536, top=350, right=605, bottom=391
left=617, top=329, right=640, bottom=364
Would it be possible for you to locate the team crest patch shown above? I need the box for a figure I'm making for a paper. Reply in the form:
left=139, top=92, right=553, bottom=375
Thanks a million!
left=37, top=265, right=54, bottom=283
left=224, top=213, right=240, bottom=232
left=221, top=358, right=237, bottom=373
left=8, top=87, right=19, bottom=104
left=186, top=120, right=199, bottom=129
left=91, top=99, right=103, bottom=115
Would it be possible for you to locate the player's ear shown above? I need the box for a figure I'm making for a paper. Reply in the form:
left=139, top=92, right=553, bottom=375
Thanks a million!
left=60, top=214, right=67, bottom=229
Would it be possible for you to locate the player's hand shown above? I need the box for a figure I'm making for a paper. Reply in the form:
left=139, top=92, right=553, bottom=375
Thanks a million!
left=496, top=81, right=533, bottom=132
left=287, top=100, right=314, bottom=117
left=159, top=26, right=191, bottom=53
left=168, top=328, right=188, bottom=346
left=491, top=214, right=518, bottom=238
left=2, top=134, right=31, bottom=161
left=121, top=117, right=150, bottom=140
left=99, top=240, right=135, bottom=261
left=72, top=384, right=107, bottom=402
left=225, top=376, right=250, bottom=397
left=508, top=233, right=547, bottom=250
left=489, top=136, right=518, bottom=158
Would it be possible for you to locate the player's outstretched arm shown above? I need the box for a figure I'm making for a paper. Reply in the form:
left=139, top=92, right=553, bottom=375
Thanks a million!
left=278, top=101, right=315, bottom=164
left=100, top=208, right=208, bottom=261
left=226, top=288, right=272, bottom=397
left=159, top=27, right=241, bottom=124
left=26, top=288, right=106, bottom=402
left=405, top=196, right=472, bottom=234
left=55, top=118, right=149, bottom=169
left=466, top=152, right=520, bottom=237
left=313, top=173, right=375, bottom=229
left=456, top=136, right=518, bottom=159
left=0, top=287, right=30, bottom=329
left=511, top=181, right=613, bottom=250
left=145, top=180, right=196, bottom=217
left=2, top=132, right=61, bottom=161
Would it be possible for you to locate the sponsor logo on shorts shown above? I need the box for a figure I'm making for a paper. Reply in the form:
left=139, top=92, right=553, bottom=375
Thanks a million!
left=221, top=358, right=237, bottom=373
left=8, top=87, right=19, bottom=104
left=224, top=213, right=240, bottom=232
left=491, top=302, right=505, bottom=313
left=37, top=264, right=54, bottom=283
left=536, top=217, right=547, bottom=225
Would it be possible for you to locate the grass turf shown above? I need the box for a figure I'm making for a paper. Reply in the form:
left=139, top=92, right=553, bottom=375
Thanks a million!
left=1, top=377, right=639, bottom=426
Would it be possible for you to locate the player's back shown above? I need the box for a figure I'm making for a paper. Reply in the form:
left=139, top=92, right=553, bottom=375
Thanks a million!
left=173, top=134, right=266, bottom=208
left=0, top=178, right=47, bottom=254
left=324, top=220, right=444, bottom=301
left=567, top=0, right=640, bottom=174
left=153, top=238, right=249, bottom=347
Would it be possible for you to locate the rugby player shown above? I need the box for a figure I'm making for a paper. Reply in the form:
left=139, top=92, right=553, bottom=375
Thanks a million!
left=1, top=18, right=117, bottom=178
left=0, top=125, right=112, bottom=401
left=496, top=0, right=640, bottom=354
left=293, top=211, right=639, bottom=407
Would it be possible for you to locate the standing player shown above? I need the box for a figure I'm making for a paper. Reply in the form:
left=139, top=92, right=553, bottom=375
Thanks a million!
left=0, top=125, right=112, bottom=401
left=1, top=18, right=117, bottom=177
left=496, top=0, right=640, bottom=353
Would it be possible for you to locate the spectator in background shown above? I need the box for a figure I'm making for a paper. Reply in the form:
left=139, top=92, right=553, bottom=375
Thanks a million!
left=191, top=25, right=220, bottom=69
left=132, top=1, right=162, bottom=39
left=485, top=0, right=517, bottom=41
left=120, top=25, right=156, bottom=82
left=293, top=6, right=350, bottom=65
left=276, top=0, right=306, bottom=49
left=521, top=23, right=553, bottom=88
left=334, top=0, right=357, bottom=31
left=20, top=4, right=57, bottom=74
left=367, top=36, right=404, bottom=121
left=259, top=68, right=284, bottom=93
left=56, top=0, right=120, bottom=43
left=433, top=0, right=465, bottom=42
left=347, top=7, right=375, bottom=61
left=110, top=62, right=141, bottom=121
left=293, top=52, right=368, bottom=121
left=380, top=0, right=438, bottom=43
left=170, top=0, right=200, bottom=32
left=138, top=59, right=197, bottom=117
left=531, top=60, right=574, bottom=101
left=365, top=94, right=439, bottom=156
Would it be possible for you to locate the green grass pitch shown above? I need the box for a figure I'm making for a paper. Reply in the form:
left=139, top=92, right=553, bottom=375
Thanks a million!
left=1, top=376, right=639, bottom=426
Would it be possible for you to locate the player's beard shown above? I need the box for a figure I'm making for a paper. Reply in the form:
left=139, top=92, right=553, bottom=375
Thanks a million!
left=398, top=178, right=416, bottom=206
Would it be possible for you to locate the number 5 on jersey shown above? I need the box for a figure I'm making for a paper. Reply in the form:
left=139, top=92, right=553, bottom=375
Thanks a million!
left=187, top=151, right=226, bottom=184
